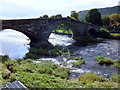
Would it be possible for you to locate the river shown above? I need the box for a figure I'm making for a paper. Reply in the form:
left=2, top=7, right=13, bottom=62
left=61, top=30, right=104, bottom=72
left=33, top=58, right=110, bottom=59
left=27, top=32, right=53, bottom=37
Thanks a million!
left=0, top=29, right=119, bottom=78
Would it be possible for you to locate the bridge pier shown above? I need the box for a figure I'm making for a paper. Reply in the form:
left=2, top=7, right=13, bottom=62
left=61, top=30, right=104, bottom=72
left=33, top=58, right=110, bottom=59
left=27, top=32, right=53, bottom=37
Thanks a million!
left=30, top=40, right=53, bottom=48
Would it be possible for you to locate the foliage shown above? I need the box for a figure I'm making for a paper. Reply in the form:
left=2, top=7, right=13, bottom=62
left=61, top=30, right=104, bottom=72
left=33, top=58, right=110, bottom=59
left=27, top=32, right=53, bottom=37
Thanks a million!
left=0, top=57, right=80, bottom=88
left=70, top=11, right=79, bottom=20
left=53, top=29, right=73, bottom=35
left=52, top=24, right=73, bottom=35
left=72, top=57, right=86, bottom=68
left=96, top=28, right=112, bottom=38
left=110, top=73, right=120, bottom=82
left=72, top=60, right=85, bottom=68
left=1, top=56, right=119, bottom=88
left=111, top=33, right=120, bottom=36
left=94, top=56, right=113, bottom=65
left=67, top=50, right=71, bottom=60
left=39, top=14, right=49, bottom=18
left=55, top=14, right=62, bottom=18
left=108, top=25, right=120, bottom=33
left=79, top=73, right=119, bottom=88
left=102, top=16, right=110, bottom=26
left=95, top=56, right=120, bottom=69
left=84, top=9, right=102, bottom=26
left=50, top=14, right=62, bottom=18
left=26, top=46, right=67, bottom=59
left=110, top=13, right=120, bottom=23
left=113, top=59, right=120, bottom=69
left=79, top=73, right=106, bottom=83
left=74, top=57, right=82, bottom=60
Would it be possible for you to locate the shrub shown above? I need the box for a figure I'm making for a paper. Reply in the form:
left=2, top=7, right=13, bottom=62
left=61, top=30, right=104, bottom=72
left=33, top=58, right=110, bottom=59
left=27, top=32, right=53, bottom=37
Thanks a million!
left=96, top=28, right=112, bottom=38
left=92, top=81, right=118, bottom=88
left=113, top=59, right=120, bottom=69
left=26, top=53, right=40, bottom=59
left=95, top=56, right=113, bottom=65
left=110, top=73, right=120, bottom=82
left=74, top=57, right=82, bottom=60
left=67, top=50, right=71, bottom=60
left=78, top=73, right=106, bottom=83
left=72, top=60, right=86, bottom=68
left=0, top=55, right=9, bottom=63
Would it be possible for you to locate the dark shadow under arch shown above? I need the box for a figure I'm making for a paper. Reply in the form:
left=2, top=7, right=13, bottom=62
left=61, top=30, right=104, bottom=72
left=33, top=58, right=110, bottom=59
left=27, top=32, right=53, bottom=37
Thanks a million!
left=88, top=28, right=97, bottom=37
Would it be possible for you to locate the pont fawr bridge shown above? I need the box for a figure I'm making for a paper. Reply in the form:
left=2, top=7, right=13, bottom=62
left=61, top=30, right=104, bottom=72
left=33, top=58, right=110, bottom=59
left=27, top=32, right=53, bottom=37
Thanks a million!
left=0, top=18, right=101, bottom=47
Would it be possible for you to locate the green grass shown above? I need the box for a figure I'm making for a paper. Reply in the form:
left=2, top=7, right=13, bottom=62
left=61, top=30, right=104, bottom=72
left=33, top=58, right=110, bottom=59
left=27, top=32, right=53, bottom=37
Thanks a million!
left=111, top=33, right=120, bottom=36
left=52, top=29, right=73, bottom=35
left=95, top=56, right=120, bottom=69
left=1, top=56, right=79, bottom=88
left=72, top=57, right=86, bottom=68
left=113, top=59, right=120, bottom=69
left=74, top=57, right=82, bottom=60
left=26, top=46, right=69, bottom=59
left=94, top=56, right=114, bottom=65
left=0, top=55, right=119, bottom=88
left=78, top=73, right=119, bottom=88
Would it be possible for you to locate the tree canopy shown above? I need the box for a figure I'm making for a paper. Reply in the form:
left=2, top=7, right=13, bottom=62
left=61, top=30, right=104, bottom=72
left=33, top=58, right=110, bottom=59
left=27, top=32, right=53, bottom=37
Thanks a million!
left=110, top=13, right=120, bottom=23
left=102, top=16, right=110, bottom=26
left=85, top=9, right=102, bottom=26
left=50, top=14, right=62, bottom=18
left=70, top=11, right=79, bottom=20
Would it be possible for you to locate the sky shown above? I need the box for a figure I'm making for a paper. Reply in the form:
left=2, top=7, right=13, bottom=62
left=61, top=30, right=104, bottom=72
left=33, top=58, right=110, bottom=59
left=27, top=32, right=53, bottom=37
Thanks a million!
left=0, top=0, right=119, bottom=19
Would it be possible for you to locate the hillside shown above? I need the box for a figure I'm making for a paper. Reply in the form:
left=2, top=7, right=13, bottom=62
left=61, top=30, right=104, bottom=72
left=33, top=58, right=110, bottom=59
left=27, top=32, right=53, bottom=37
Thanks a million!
left=78, top=6, right=120, bottom=20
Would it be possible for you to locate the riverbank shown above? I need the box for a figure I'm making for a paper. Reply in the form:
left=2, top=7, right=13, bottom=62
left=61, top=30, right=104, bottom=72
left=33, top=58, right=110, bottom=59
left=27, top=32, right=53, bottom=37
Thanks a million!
left=0, top=56, right=119, bottom=88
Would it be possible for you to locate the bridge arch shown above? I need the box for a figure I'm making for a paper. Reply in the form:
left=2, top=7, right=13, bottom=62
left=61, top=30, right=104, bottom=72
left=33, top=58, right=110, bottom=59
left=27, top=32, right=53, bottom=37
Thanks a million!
left=88, top=28, right=98, bottom=37
left=1, top=18, right=100, bottom=47
left=44, top=20, right=81, bottom=42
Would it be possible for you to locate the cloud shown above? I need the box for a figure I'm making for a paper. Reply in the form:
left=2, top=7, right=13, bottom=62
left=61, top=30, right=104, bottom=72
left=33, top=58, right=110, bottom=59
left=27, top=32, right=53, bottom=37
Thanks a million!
left=0, top=0, right=119, bottom=19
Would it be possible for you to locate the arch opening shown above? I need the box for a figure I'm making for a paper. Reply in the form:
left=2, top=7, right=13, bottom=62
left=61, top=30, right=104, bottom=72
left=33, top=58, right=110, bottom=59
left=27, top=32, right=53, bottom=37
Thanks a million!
left=88, top=28, right=97, bottom=37
left=0, top=29, right=30, bottom=59
left=48, top=24, right=75, bottom=46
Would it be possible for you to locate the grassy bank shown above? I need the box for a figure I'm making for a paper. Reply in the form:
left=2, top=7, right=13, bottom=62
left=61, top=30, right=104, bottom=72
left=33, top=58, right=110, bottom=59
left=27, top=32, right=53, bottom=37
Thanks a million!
left=26, top=46, right=68, bottom=59
left=52, top=29, right=73, bottom=35
left=0, top=56, right=119, bottom=88
left=111, top=33, right=120, bottom=37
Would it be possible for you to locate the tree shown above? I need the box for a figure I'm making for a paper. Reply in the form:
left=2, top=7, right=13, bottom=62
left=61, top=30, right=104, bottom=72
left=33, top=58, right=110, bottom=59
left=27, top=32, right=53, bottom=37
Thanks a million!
left=110, top=13, right=120, bottom=23
left=55, top=14, right=62, bottom=18
left=70, top=11, right=79, bottom=20
left=85, top=9, right=102, bottom=26
left=102, top=16, right=110, bottom=26
left=50, top=14, right=62, bottom=18
left=39, top=14, right=49, bottom=18
left=43, top=14, right=49, bottom=18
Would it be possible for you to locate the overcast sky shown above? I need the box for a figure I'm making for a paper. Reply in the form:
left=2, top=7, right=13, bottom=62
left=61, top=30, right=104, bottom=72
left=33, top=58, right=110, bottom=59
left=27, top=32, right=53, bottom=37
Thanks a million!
left=0, top=0, right=119, bottom=19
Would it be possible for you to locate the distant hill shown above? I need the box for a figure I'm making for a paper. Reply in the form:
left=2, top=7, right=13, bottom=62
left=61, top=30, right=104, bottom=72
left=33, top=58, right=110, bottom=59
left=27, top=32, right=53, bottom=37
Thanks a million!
left=78, top=6, right=120, bottom=20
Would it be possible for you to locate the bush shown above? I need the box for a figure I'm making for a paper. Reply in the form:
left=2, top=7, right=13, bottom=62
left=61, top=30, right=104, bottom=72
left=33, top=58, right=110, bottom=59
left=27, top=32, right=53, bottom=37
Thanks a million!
left=95, top=28, right=112, bottom=38
left=113, top=59, right=120, bottom=69
left=110, top=73, right=120, bottom=82
left=74, top=57, right=82, bottom=60
left=78, top=73, right=106, bottom=83
left=72, top=60, right=86, bottom=68
left=0, top=55, right=9, bottom=63
left=0, top=57, right=80, bottom=88
left=95, top=56, right=113, bottom=65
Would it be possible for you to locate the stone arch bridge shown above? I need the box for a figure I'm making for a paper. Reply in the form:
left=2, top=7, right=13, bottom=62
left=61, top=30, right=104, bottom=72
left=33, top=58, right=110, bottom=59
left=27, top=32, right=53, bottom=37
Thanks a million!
left=1, top=18, right=101, bottom=47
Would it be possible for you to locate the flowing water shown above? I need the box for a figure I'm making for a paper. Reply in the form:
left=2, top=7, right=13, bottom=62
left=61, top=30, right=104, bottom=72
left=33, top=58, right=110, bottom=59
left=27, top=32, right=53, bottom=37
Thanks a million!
left=0, top=29, right=119, bottom=78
